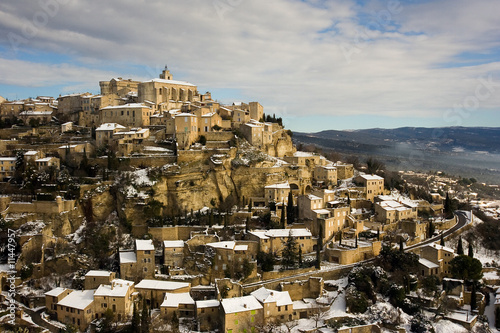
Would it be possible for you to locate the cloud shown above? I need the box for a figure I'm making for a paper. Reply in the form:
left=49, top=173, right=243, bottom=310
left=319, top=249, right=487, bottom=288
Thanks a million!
left=0, top=0, right=499, bottom=128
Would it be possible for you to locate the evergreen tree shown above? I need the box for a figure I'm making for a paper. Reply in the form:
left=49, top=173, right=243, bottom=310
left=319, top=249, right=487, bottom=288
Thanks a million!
left=355, top=234, right=358, bottom=248
left=245, top=216, right=250, bottom=232
left=399, top=238, right=404, bottom=252
left=141, top=300, right=149, bottom=333
left=298, top=246, right=302, bottom=267
left=440, top=233, right=445, bottom=246
left=428, top=220, right=435, bottom=238
left=444, top=192, right=452, bottom=218
left=287, top=191, right=295, bottom=224
left=457, top=236, right=464, bottom=255
left=280, top=203, right=286, bottom=228
left=131, top=303, right=140, bottom=332
left=316, top=225, right=322, bottom=269
left=377, top=228, right=380, bottom=241
left=470, top=282, right=477, bottom=311
left=496, top=307, right=500, bottom=329
left=468, top=243, right=474, bottom=258
left=339, top=231, right=342, bottom=246
left=281, top=236, right=298, bottom=270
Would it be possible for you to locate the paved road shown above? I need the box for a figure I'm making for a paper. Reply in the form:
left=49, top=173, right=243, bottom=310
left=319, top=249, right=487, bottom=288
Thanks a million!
left=24, top=307, right=60, bottom=333
left=243, top=211, right=472, bottom=289
left=405, top=210, right=470, bottom=251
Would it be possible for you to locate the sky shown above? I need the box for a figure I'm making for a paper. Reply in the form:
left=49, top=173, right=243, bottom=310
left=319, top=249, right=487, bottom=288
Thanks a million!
left=0, top=0, right=499, bottom=132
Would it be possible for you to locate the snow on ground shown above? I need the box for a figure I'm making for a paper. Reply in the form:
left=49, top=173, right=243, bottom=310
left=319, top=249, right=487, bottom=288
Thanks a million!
left=434, top=319, right=469, bottom=333
left=132, top=168, right=156, bottom=187
left=485, top=292, right=500, bottom=333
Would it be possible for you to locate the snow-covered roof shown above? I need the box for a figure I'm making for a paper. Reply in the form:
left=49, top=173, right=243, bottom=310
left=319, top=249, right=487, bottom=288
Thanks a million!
left=58, top=144, right=80, bottom=149
left=249, top=229, right=312, bottom=239
left=135, top=279, right=190, bottom=291
left=58, top=290, right=94, bottom=310
left=136, top=239, right=154, bottom=251
left=358, top=174, right=384, bottom=181
left=0, top=157, right=17, bottom=161
left=175, top=112, right=196, bottom=117
left=119, top=251, right=137, bottom=263
left=419, top=258, right=439, bottom=269
left=24, top=150, right=39, bottom=156
left=101, top=103, right=150, bottom=110
left=427, top=243, right=455, bottom=254
left=161, top=292, right=195, bottom=308
left=265, top=182, right=290, bottom=189
left=313, top=209, right=331, bottom=215
left=35, top=157, right=55, bottom=162
left=96, top=123, right=126, bottom=131
left=221, top=295, right=263, bottom=314
left=307, top=194, right=322, bottom=201
left=207, top=241, right=236, bottom=250
left=145, top=78, right=196, bottom=87
left=250, top=287, right=292, bottom=306
left=196, top=299, right=220, bottom=308
left=19, top=111, right=52, bottom=115
left=164, top=240, right=184, bottom=248
left=293, top=151, right=315, bottom=157
left=94, top=279, right=134, bottom=297
left=234, top=245, right=248, bottom=251
left=45, top=287, right=69, bottom=297
left=85, top=270, right=113, bottom=277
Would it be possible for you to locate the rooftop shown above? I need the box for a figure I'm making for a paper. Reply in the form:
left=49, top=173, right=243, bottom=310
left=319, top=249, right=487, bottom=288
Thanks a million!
left=250, top=287, right=293, bottom=307
left=221, top=295, right=263, bottom=314
left=135, top=279, right=190, bottom=291
left=161, top=292, right=195, bottom=307
left=58, top=290, right=94, bottom=310
left=136, top=239, right=154, bottom=251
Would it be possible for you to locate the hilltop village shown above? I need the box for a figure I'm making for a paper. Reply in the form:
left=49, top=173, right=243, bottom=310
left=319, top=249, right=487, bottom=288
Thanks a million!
left=0, top=68, right=499, bottom=333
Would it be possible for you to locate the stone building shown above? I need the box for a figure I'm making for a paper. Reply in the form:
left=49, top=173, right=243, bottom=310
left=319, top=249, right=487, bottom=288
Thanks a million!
left=95, top=123, right=126, bottom=147
left=134, top=279, right=190, bottom=309
left=265, top=182, right=290, bottom=205
left=313, top=165, right=337, bottom=186
left=0, top=157, right=16, bottom=180
left=93, top=279, right=135, bottom=322
left=160, top=292, right=195, bottom=320
left=55, top=289, right=95, bottom=331
left=250, top=287, right=294, bottom=324
left=221, top=295, right=263, bottom=333
left=163, top=240, right=185, bottom=268
left=247, top=229, right=314, bottom=255
left=374, top=200, right=418, bottom=224
left=354, top=174, right=385, bottom=202
left=206, top=241, right=258, bottom=281
left=45, top=287, right=72, bottom=317
left=419, top=243, right=455, bottom=278
left=119, top=239, right=155, bottom=282
left=84, top=270, right=116, bottom=290
left=196, top=299, right=220, bottom=331
left=100, top=103, right=152, bottom=127
left=325, top=239, right=382, bottom=265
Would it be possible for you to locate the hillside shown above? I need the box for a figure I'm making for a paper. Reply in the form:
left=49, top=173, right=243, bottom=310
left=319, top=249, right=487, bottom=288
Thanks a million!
left=293, top=127, right=500, bottom=184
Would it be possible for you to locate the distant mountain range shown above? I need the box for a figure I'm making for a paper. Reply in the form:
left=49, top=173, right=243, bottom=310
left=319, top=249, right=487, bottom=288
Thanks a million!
left=293, top=127, right=500, bottom=184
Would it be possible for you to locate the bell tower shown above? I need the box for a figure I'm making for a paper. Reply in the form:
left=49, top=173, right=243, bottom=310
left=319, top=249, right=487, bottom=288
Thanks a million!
left=159, top=65, right=173, bottom=80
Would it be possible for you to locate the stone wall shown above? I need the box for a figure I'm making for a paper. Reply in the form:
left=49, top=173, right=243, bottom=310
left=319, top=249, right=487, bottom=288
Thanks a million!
left=280, top=277, right=323, bottom=301
left=7, top=197, right=75, bottom=215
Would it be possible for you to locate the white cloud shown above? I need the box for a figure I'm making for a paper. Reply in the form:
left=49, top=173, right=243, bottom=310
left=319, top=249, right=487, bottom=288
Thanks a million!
left=0, top=0, right=499, bottom=124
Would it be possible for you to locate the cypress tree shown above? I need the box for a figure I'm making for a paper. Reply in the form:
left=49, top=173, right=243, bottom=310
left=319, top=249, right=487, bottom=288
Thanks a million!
left=377, top=228, right=380, bottom=241
left=428, top=220, right=435, bottom=238
left=245, top=216, right=250, bottom=232
left=339, top=231, right=342, bottom=246
left=298, top=246, right=302, bottom=267
left=141, top=300, right=149, bottom=333
left=287, top=191, right=295, bottom=224
left=315, top=224, right=323, bottom=269
left=280, top=203, right=286, bottom=228
left=470, top=282, right=477, bottom=311
left=495, top=307, right=500, bottom=329
left=399, top=238, right=404, bottom=252
left=440, top=233, right=445, bottom=246
left=457, top=236, right=464, bottom=255
left=468, top=243, right=474, bottom=258
left=355, top=234, right=358, bottom=248
left=131, top=303, right=139, bottom=331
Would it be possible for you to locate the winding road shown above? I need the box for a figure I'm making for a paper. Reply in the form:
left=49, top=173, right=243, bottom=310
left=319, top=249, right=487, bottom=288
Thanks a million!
left=243, top=211, right=472, bottom=289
